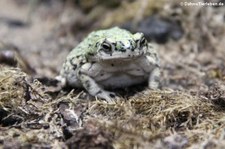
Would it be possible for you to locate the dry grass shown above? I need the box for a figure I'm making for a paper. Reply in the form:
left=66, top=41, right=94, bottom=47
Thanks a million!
left=1, top=65, right=225, bottom=148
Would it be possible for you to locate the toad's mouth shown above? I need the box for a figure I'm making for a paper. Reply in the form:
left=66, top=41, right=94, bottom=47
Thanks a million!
left=98, top=51, right=146, bottom=61
left=99, top=54, right=143, bottom=61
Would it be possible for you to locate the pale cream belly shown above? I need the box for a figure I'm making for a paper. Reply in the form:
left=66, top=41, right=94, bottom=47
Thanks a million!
left=97, top=74, right=148, bottom=89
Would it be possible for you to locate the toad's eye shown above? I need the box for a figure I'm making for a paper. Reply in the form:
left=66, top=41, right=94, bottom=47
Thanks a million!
left=101, top=42, right=112, bottom=53
left=136, top=36, right=147, bottom=48
left=140, top=37, right=147, bottom=46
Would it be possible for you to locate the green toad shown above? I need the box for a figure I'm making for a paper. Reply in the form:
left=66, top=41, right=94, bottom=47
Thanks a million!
left=59, top=27, right=160, bottom=102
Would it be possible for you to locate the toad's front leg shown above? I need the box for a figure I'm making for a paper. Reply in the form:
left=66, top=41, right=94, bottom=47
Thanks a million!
left=77, top=70, right=118, bottom=103
left=148, top=66, right=160, bottom=89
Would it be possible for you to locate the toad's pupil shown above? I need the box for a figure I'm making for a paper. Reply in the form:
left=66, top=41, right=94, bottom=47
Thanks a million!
left=102, top=43, right=111, bottom=50
left=141, top=38, right=146, bottom=45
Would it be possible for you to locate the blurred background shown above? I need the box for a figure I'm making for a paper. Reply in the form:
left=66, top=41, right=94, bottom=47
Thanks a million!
left=0, top=0, right=224, bottom=91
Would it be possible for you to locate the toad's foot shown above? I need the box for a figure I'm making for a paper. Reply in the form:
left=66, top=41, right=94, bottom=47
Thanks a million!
left=78, top=71, right=120, bottom=103
left=95, top=90, right=120, bottom=104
